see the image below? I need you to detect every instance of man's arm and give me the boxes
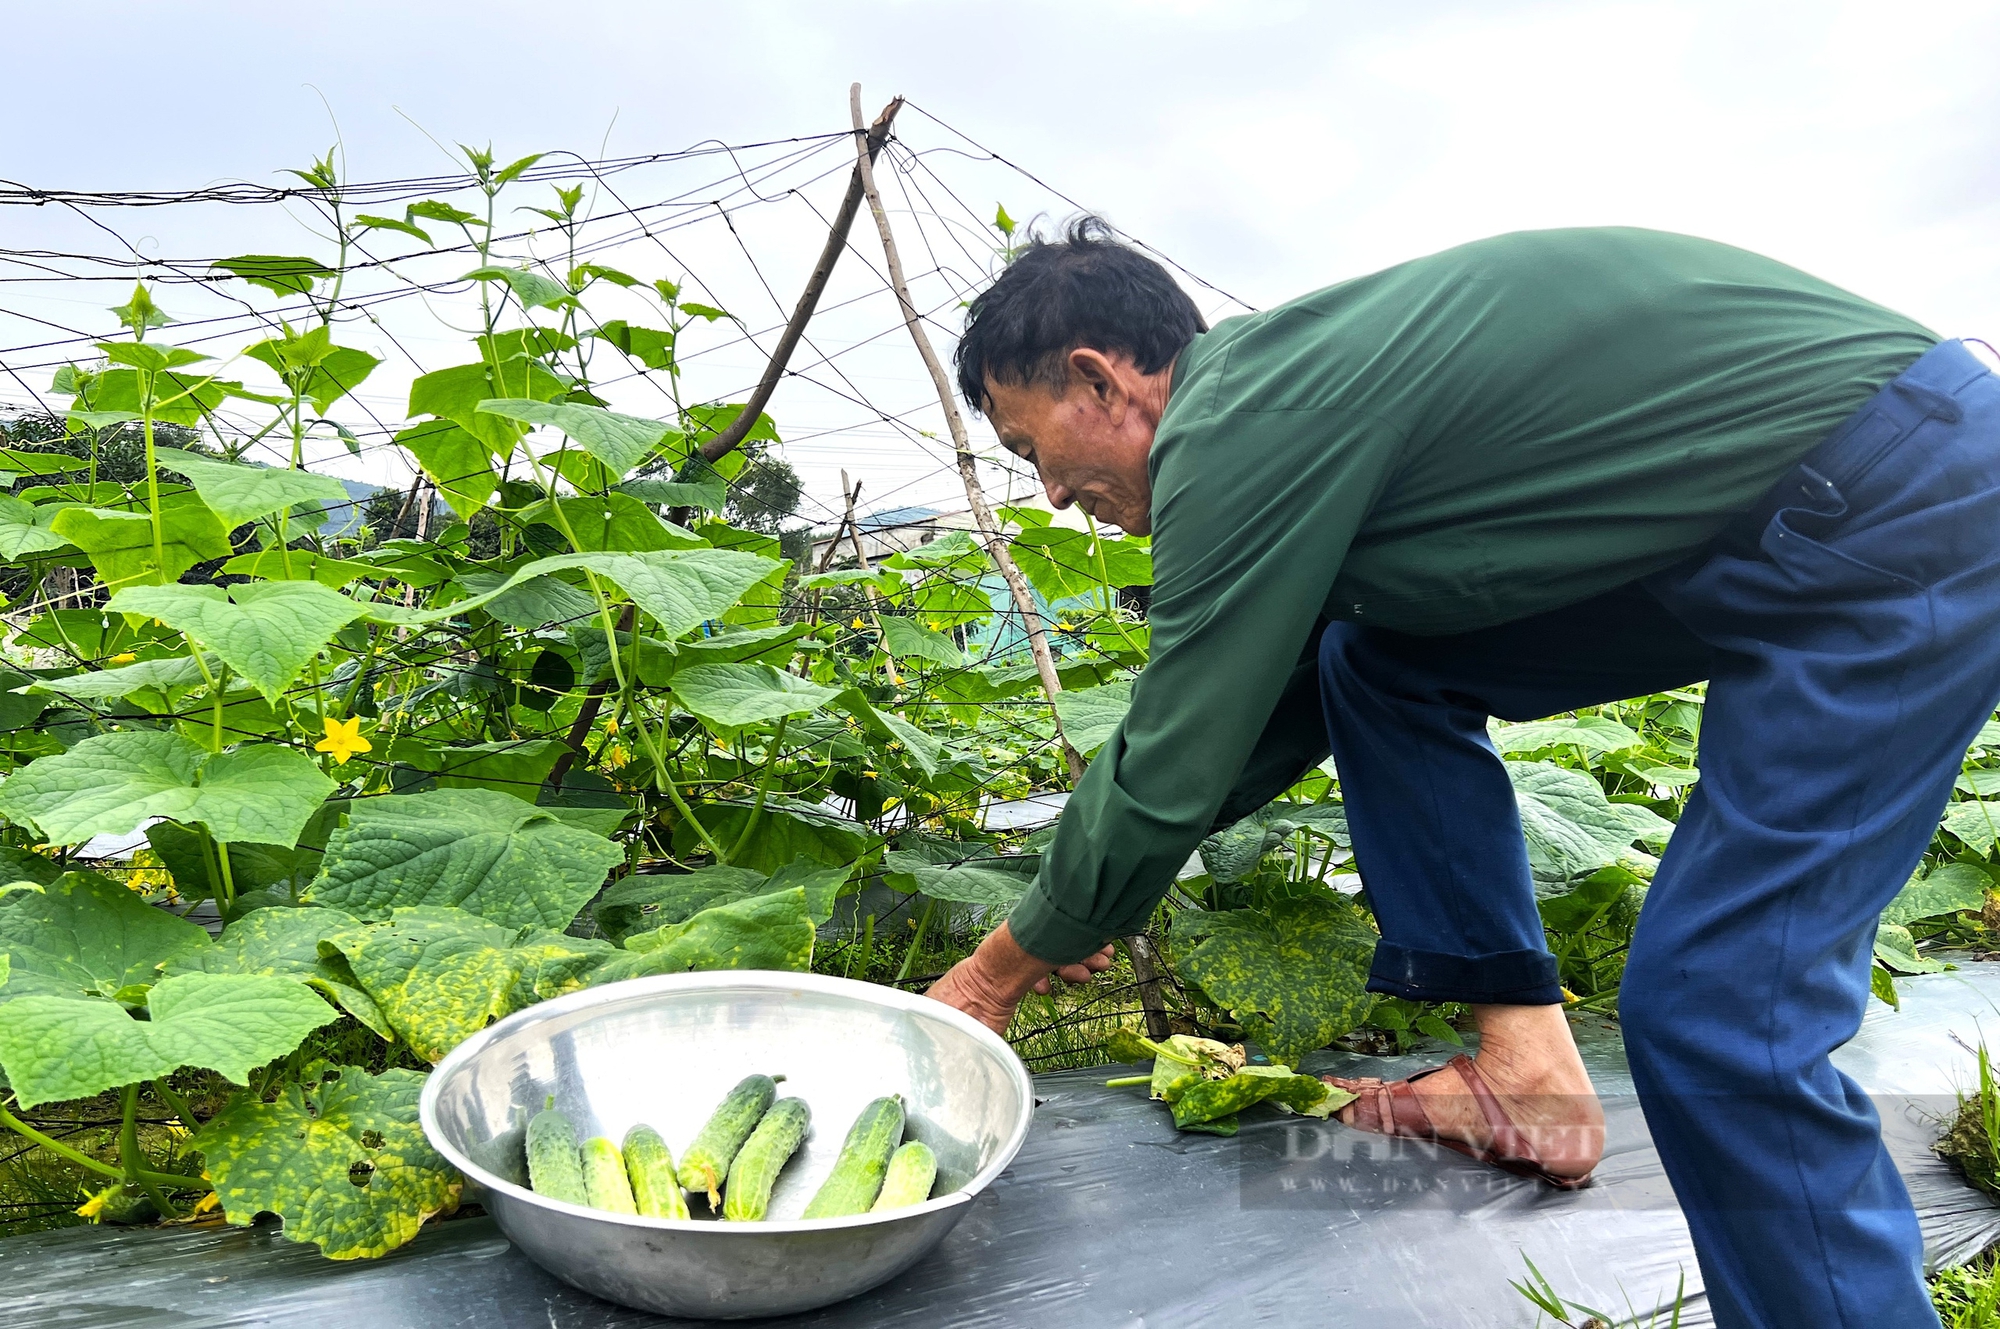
[929,404,1404,1025]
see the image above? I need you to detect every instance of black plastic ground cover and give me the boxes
[5,966,1999,1329]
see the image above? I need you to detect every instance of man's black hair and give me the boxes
[953,215,1205,415]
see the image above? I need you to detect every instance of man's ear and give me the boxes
[1067,347,1124,409]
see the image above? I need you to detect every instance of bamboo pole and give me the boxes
[851,84,1164,1030]
[846,84,1084,785]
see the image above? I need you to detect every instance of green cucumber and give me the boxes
[580,1136,638,1214]
[525,1106,587,1205]
[681,1073,783,1204]
[803,1095,905,1218]
[721,1097,811,1221]
[623,1124,690,1220]
[870,1140,938,1211]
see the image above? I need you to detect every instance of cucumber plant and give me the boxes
[1,142,1996,1261]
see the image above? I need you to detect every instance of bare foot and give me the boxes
[1330,1004,1604,1180]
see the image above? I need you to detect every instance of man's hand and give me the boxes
[925,922,1117,1036]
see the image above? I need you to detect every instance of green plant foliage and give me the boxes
[614,886,815,975]
[320,906,612,1062]
[152,448,352,525]
[0,870,210,1001]
[1052,680,1131,757]
[1175,892,1378,1066]
[306,788,623,930]
[594,858,846,942]
[0,731,335,846]
[670,663,844,729]
[0,972,337,1107]
[106,582,368,703]
[879,616,965,666]
[164,906,392,1039]
[1508,760,1672,889]
[197,1064,460,1260]
[475,399,678,478]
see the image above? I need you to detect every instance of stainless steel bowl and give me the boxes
[419,970,1033,1320]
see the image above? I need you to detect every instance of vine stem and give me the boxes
[727,715,789,861]
[0,1101,123,1181]
[847,83,1085,785]
[120,1085,181,1219]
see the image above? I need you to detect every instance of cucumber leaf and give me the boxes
[1882,862,1990,927]
[608,886,814,978]
[0,870,210,1001]
[151,448,351,526]
[320,907,611,1062]
[164,906,391,1040]
[878,616,964,667]
[0,731,335,847]
[197,1063,460,1260]
[475,399,678,479]
[0,972,337,1107]
[670,663,843,729]
[1175,892,1378,1067]
[306,788,622,931]
[1490,714,1642,756]
[106,581,368,703]
[1052,681,1131,758]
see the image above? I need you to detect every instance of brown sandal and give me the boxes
[1322,1053,1594,1191]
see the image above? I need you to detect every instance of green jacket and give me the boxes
[1009,227,1936,963]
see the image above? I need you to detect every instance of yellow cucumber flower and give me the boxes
[108,652,137,665]
[314,715,372,765]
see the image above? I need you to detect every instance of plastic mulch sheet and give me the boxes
[6,965,2000,1328]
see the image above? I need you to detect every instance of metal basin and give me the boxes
[419,970,1033,1320]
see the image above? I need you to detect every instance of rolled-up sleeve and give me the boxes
[1007,402,1405,963]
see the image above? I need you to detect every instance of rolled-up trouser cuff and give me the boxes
[1366,941,1563,1005]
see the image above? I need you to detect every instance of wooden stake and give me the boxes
[692,97,904,468]
[846,83,1085,785]
[851,84,1162,1032]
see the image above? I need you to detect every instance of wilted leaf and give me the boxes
[1175,892,1377,1065]
[307,788,622,931]
[197,1064,460,1259]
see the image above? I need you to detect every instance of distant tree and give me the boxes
[0,408,201,488]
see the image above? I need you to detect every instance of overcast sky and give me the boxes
[3,0,1996,526]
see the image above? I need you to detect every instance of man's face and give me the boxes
[981,350,1163,536]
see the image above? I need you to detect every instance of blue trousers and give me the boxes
[1319,340,2000,1329]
